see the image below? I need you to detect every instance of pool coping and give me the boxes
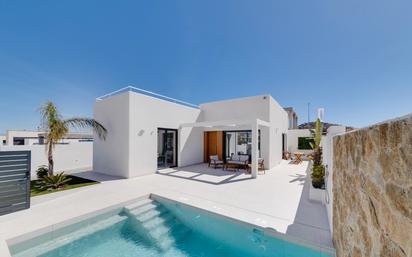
[151,193,336,256]
[0,238,11,257]
[3,193,335,257]
[1,194,150,257]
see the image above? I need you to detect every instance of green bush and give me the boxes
[298,137,315,150]
[36,165,49,179]
[37,172,72,190]
[311,165,325,188]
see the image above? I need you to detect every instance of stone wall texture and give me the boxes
[333,115,412,257]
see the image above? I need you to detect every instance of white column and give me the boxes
[251,120,258,178]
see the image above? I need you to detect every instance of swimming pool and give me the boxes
[9,196,334,257]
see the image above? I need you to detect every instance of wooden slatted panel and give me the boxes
[204,131,224,162]
[0,151,30,216]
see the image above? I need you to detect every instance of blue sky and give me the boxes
[0,0,411,134]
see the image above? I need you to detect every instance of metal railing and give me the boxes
[96,86,199,109]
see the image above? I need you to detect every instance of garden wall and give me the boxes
[0,143,92,179]
[333,114,412,257]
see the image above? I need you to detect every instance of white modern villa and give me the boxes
[0,86,410,257]
[93,87,289,179]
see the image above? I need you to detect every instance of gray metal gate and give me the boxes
[0,151,31,215]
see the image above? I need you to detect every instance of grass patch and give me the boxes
[31,175,99,197]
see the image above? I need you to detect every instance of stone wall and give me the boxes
[333,115,412,257]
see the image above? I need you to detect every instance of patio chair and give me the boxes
[246,158,265,174]
[258,158,265,174]
[209,155,223,169]
[283,151,291,160]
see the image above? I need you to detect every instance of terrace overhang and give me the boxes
[179,119,270,179]
[179,119,270,129]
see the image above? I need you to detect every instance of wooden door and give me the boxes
[204,131,223,162]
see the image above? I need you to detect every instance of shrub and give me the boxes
[298,137,315,150]
[311,165,325,188]
[36,165,49,179]
[312,146,323,167]
[310,118,325,189]
[38,172,72,190]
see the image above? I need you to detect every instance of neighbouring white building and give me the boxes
[93,87,289,179]
[286,129,314,155]
[0,135,5,145]
[1,130,93,146]
[284,107,298,129]
[0,130,94,179]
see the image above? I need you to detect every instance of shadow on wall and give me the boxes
[285,163,333,249]
[179,127,203,167]
[179,114,204,167]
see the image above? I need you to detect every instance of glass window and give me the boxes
[225,130,260,160]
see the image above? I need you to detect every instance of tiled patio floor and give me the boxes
[0,161,333,256]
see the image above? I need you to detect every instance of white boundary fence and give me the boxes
[0,143,92,180]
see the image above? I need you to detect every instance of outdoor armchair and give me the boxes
[209,155,223,169]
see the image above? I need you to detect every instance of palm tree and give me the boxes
[39,101,107,176]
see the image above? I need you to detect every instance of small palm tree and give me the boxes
[39,101,107,176]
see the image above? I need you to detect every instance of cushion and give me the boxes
[210,155,219,161]
[239,155,249,162]
[231,155,239,161]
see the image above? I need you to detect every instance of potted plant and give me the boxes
[309,118,326,203]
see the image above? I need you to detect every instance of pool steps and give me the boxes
[13,214,127,257]
[124,198,191,251]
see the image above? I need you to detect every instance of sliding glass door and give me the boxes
[224,130,260,160]
[157,128,177,169]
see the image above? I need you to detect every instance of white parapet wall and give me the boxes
[0,143,93,180]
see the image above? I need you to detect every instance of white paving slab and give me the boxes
[0,160,333,256]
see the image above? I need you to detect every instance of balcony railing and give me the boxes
[96,86,199,109]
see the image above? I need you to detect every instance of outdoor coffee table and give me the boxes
[293,152,303,164]
[223,162,239,171]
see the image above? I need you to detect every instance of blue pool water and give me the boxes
[10,197,334,257]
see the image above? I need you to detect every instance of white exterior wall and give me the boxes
[3,131,89,145]
[200,95,288,170]
[199,95,270,122]
[287,129,313,155]
[24,138,40,145]
[268,97,289,168]
[0,143,93,179]
[94,92,288,178]
[5,131,41,145]
[59,138,91,144]
[128,92,201,177]
[322,125,346,234]
[94,92,202,178]
[0,136,6,145]
[93,93,131,178]
[200,95,270,168]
